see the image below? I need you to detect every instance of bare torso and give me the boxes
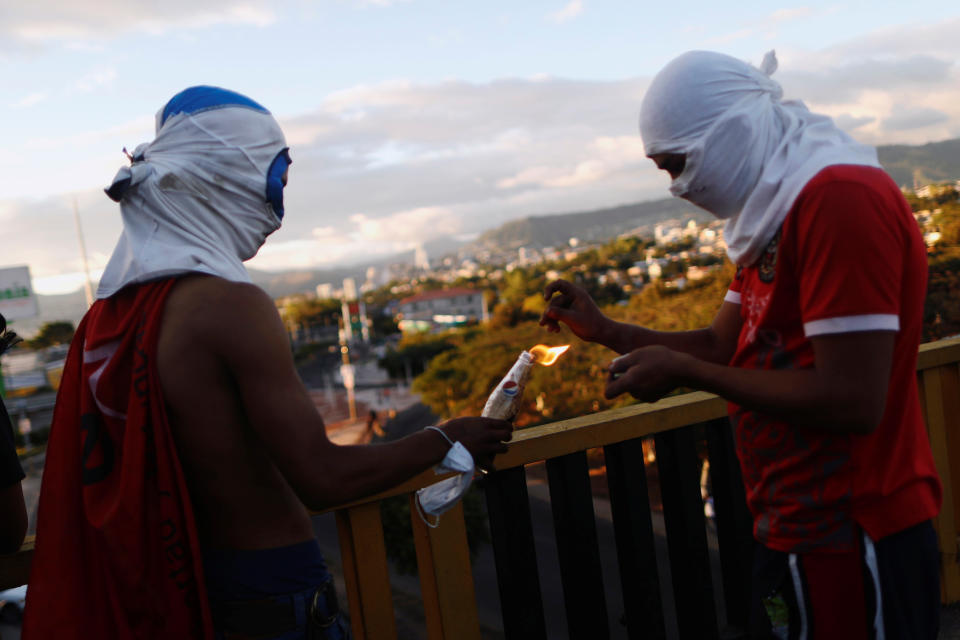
[156,275,314,550]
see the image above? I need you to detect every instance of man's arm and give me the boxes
[203,283,511,512]
[541,279,741,364]
[606,331,895,434]
[0,481,27,554]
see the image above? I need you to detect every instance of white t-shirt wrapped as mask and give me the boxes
[639,51,879,266]
[98,86,291,298]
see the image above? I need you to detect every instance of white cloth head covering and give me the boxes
[97,86,290,298]
[639,51,880,265]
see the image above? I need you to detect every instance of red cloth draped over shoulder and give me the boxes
[23,279,213,639]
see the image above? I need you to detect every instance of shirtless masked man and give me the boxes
[24,86,510,640]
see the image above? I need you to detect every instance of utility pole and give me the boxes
[73,197,94,308]
[339,320,357,422]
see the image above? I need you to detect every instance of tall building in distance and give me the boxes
[316,283,334,300]
[342,277,358,302]
[414,244,430,271]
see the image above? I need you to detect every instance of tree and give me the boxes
[411,261,737,426]
[26,321,75,350]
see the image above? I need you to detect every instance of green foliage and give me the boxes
[403,183,960,428]
[413,263,735,426]
[932,200,960,247]
[282,296,342,328]
[903,193,960,340]
[368,309,400,338]
[25,321,75,350]
[379,331,460,379]
[626,262,735,332]
[652,236,696,257]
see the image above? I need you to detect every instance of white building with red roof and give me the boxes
[395,287,488,333]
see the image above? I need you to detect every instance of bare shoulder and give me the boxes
[165,275,275,319]
[160,275,285,358]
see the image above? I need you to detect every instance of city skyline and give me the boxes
[1,1,958,295]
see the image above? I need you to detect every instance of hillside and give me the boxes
[20,136,960,334]
[472,198,712,250]
[878,137,960,188]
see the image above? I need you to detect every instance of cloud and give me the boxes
[833,114,876,132]
[0,190,121,296]
[11,92,47,108]
[0,1,277,50]
[768,7,813,23]
[72,68,117,93]
[33,269,105,296]
[497,160,608,189]
[772,19,960,143]
[11,16,960,287]
[548,0,583,23]
[352,207,459,244]
[882,105,950,132]
[250,206,460,272]
[354,0,411,6]
[779,55,954,104]
[24,115,154,151]
[705,6,816,45]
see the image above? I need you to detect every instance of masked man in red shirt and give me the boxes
[543,51,941,639]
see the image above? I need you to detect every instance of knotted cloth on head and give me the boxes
[639,51,879,265]
[98,86,291,298]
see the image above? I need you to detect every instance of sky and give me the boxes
[1,0,959,295]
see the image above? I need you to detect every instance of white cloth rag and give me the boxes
[98,95,287,298]
[639,50,880,265]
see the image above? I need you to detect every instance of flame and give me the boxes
[529,344,570,366]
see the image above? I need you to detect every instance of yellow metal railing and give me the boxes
[2,336,959,639]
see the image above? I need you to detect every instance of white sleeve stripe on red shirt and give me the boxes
[804,314,900,337]
[724,290,742,304]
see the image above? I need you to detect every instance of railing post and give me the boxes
[919,362,960,603]
[546,450,609,639]
[482,466,548,640]
[409,497,481,640]
[704,417,754,633]
[604,437,666,639]
[655,425,719,640]
[335,503,398,640]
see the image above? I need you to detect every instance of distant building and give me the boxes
[648,262,663,281]
[915,182,958,199]
[414,244,430,270]
[316,283,334,299]
[654,223,682,245]
[396,288,487,333]
[342,277,358,301]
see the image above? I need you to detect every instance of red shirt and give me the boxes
[727,165,941,552]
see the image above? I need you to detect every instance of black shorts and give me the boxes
[749,521,940,639]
